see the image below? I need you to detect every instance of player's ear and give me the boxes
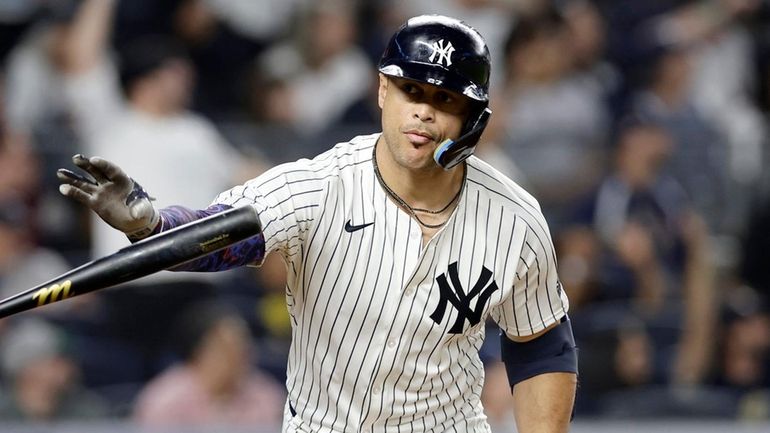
[377,73,389,109]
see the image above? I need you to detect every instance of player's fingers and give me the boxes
[57,168,97,185]
[57,169,99,193]
[59,183,94,206]
[72,154,110,184]
[90,156,131,187]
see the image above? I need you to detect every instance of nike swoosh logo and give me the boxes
[345,220,374,233]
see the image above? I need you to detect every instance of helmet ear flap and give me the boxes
[463,101,491,137]
[434,106,492,170]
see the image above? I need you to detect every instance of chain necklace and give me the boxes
[372,148,465,229]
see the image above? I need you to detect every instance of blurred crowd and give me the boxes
[0,0,768,426]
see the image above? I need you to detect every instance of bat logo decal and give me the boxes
[32,280,73,306]
[200,234,231,252]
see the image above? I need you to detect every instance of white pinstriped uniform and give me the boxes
[213,133,569,433]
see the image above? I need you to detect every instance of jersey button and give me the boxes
[404,288,414,296]
[372,386,381,395]
[387,339,397,348]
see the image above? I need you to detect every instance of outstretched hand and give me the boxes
[57,154,159,238]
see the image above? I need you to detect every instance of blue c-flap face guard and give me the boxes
[433,107,491,169]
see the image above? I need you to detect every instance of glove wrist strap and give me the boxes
[126,210,160,241]
[125,179,159,240]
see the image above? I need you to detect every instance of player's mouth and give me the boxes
[403,129,435,146]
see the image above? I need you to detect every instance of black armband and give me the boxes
[500,316,578,388]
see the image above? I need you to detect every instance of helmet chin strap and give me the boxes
[433,107,492,170]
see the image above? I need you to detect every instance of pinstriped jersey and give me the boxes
[213,133,569,433]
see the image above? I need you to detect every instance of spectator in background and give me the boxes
[0,318,108,420]
[630,40,729,232]
[600,0,760,234]
[742,188,770,304]
[3,0,81,136]
[0,193,71,302]
[722,184,770,418]
[251,0,371,135]
[199,0,304,43]
[0,133,40,203]
[0,127,74,310]
[133,301,285,425]
[211,251,292,384]
[714,289,770,419]
[482,6,611,227]
[562,0,620,99]
[392,0,530,88]
[49,0,268,390]
[652,0,765,211]
[0,2,90,256]
[57,0,264,259]
[558,120,717,411]
[171,0,304,118]
[696,5,766,193]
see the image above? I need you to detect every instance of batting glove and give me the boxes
[57,154,160,239]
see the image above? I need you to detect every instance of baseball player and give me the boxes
[58,15,578,433]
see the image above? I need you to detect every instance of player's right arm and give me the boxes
[57,154,267,271]
[58,154,325,271]
[209,156,327,269]
[56,153,254,266]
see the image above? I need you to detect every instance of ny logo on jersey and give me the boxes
[428,39,455,66]
[430,262,499,334]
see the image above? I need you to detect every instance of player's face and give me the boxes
[378,74,469,171]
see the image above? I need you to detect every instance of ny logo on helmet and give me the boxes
[428,39,455,66]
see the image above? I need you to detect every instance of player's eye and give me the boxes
[402,83,420,94]
[435,92,454,104]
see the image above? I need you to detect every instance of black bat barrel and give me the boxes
[0,205,262,318]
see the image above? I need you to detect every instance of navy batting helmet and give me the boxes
[379,15,492,169]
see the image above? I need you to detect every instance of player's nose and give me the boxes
[411,101,435,123]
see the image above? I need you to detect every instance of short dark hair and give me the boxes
[117,35,189,94]
[503,7,566,57]
[169,300,241,362]
[611,113,665,147]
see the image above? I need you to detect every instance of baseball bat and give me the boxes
[0,205,262,319]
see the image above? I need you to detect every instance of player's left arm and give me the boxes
[503,323,578,433]
[490,221,578,433]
